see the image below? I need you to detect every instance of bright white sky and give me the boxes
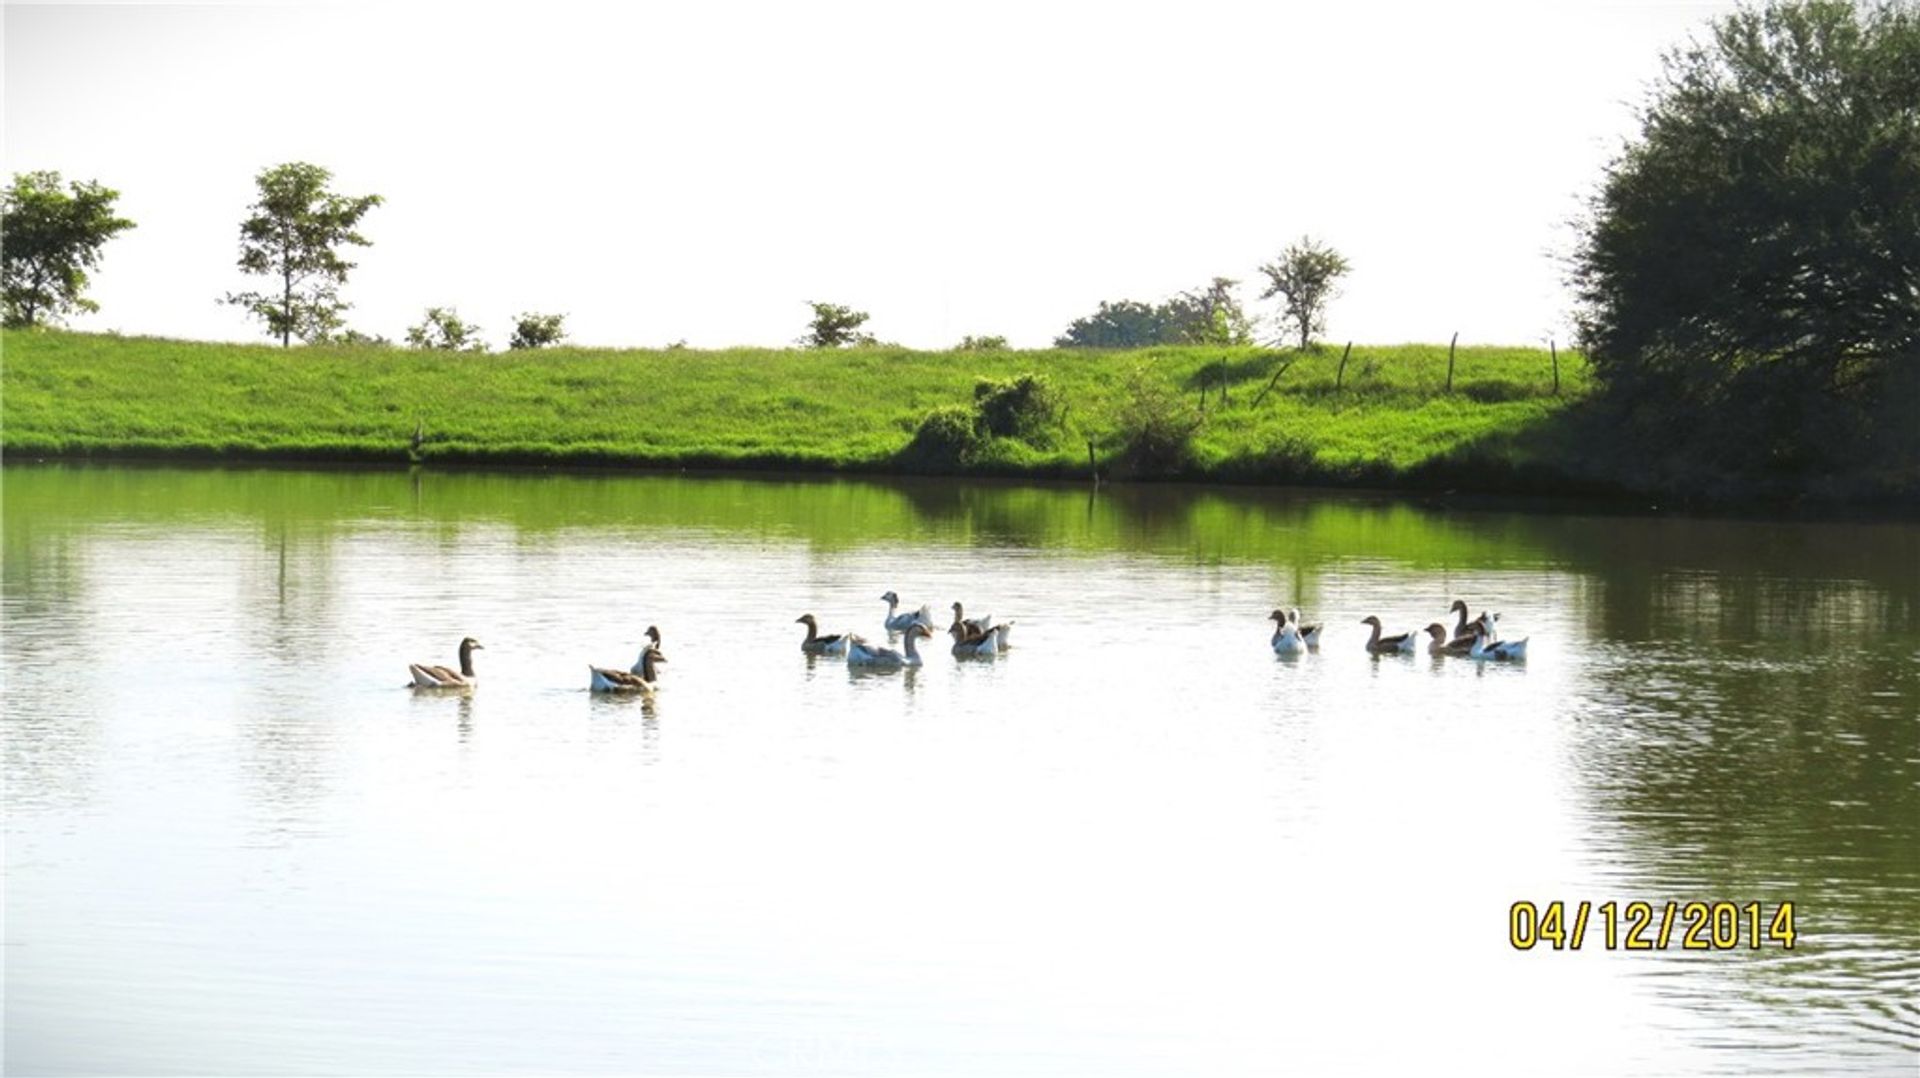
[5,1,1735,350]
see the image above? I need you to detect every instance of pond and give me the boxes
[4,463,1916,1075]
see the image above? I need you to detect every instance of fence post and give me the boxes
[1335,341,1353,391]
[1550,338,1561,395]
[1446,332,1458,393]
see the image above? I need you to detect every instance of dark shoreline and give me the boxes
[11,449,1918,524]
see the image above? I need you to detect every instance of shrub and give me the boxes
[973,372,1061,446]
[1112,370,1200,476]
[898,405,982,469]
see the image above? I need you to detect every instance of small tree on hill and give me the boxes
[2,171,137,328]
[801,301,875,347]
[1166,277,1255,346]
[406,307,487,352]
[1258,237,1350,350]
[509,311,567,350]
[224,162,382,347]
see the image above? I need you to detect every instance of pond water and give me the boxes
[4,464,1916,1075]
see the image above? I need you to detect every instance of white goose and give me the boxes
[949,621,1011,658]
[1286,607,1324,648]
[880,591,936,633]
[1468,624,1529,662]
[795,614,858,656]
[590,645,667,693]
[1269,609,1307,655]
[1359,616,1418,655]
[848,623,932,667]
[409,637,482,688]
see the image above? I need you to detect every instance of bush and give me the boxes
[1112,371,1200,476]
[973,373,1061,446]
[898,405,982,469]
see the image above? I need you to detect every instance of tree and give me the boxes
[1165,277,1255,346]
[955,334,1009,351]
[509,311,567,350]
[1258,238,1349,350]
[2,171,136,328]
[1571,0,1920,472]
[224,162,382,347]
[801,301,875,347]
[1055,282,1255,349]
[1054,299,1180,348]
[406,307,487,352]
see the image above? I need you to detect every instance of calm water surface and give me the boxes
[4,465,1917,1075]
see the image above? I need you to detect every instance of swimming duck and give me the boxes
[409,637,482,688]
[1468,625,1529,662]
[849,623,932,667]
[881,591,936,633]
[590,645,667,693]
[1423,623,1476,656]
[950,601,1011,650]
[949,621,1011,658]
[1286,607,1324,648]
[796,614,857,657]
[1447,600,1500,646]
[1360,616,1417,655]
[1269,610,1307,655]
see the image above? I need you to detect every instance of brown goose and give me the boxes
[1447,600,1500,646]
[950,601,1012,650]
[1360,616,1417,655]
[796,614,856,656]
[949,621,1011,657]
[1424,623,1475,656]
[590,645,667,693]
[409,637,482,688]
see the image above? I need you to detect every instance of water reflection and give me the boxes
[5,462,1918,1073]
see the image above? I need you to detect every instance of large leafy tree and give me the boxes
[2,171,136,328]
[1572,0,1920,470]
[1054,299,1177,349]
[224,162,382,346]
[1257,238,1349,351]
[1056,280,1255,349]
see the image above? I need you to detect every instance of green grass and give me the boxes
[1,329,1599,491]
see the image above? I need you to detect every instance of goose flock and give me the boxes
[407,594,1528,693]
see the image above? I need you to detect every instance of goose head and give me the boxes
[881,590,900,605]
[1288,607,1304,624]
[644,625,662,646]
[795,614,818,627]
[1268,609,1289,624]
[459,637,484,653]
[1424,623,1448,642]
[1359,616,1383,629]
[1449,599,1468,616]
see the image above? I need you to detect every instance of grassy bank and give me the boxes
[2,329,1598,492]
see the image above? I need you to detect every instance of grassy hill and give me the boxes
[2,329,1595,491]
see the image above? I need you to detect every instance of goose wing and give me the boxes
[410,663,466,687]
